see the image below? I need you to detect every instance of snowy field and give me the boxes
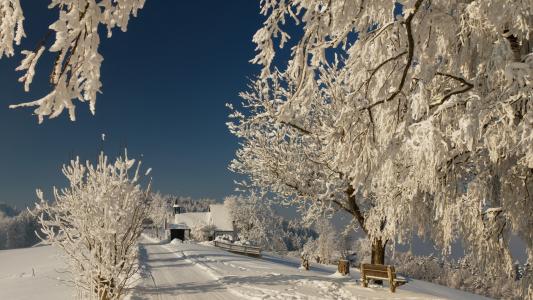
[0,244,74,300]
[0,236,492,300]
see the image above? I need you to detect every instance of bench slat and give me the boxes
[361,263,388,271]
[362,270,389,279]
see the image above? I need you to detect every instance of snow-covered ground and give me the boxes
[133,235,492,300]
[0,237,492,299]
[0,244,73,300]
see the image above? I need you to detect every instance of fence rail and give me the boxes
[213,241,261,256]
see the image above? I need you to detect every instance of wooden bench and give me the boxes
[360,263,407,292]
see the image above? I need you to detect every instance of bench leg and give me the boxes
[390,280,396,293]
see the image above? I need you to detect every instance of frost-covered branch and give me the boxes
[0,0,24,58]
[1,0,145,123]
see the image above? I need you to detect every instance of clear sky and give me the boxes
[0,1,264,208]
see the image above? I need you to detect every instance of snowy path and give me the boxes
[130,237,241,300]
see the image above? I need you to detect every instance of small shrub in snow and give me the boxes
[191,222,216,242]
[147,192,170,239]
[301,220,339,265]
[393,252,531,300]
[224,193,287,252]
[34,152,151,300]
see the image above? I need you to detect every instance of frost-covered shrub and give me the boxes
[314,220,339,264]
[301,238,318,261]
[191,222,216,242]
[352,238,371,266]
[34,152,151,300]
[393,252,531,300]
[224,193,287,252]
[300,220,339,265]
[215,234,234,243]
[147,192,170,239]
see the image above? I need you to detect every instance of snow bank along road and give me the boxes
[132,235,491,300]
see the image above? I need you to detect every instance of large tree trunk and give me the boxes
[370,238,386,265]
[370,238,386,285]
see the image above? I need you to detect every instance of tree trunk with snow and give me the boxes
[371,238,386,265]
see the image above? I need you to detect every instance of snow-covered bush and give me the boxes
[301,238,317,262]
[34,151,151,300]
[300,220,339,265]
[393,252,531,300]
[147,192,170,239]
[191,222,216,242]
[314,220,339,264]
[224,193,287,252]
[214,234,234,243]
[352,238,371,267]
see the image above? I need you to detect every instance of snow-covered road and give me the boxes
[130,238,240,300]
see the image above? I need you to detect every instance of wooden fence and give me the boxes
[213,241,261,257]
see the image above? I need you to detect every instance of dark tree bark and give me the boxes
[371,238,386,265]
[370,238,387,285]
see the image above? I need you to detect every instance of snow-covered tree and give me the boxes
[228,74,400,265]
[148,192,170,239]
[191,222,216,242]
[0,0,144,122]
[224,193,287,251]
[300,220,338,265]
[243,2,532,294]
[34,151,151,300]
[313,219,339,264]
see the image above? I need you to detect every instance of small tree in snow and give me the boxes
[34,151,151,300]
[312,219,339,264]
[300,220,339,265]
[191,222,216,242]
[148,192,169,239]
[224,193,287,251]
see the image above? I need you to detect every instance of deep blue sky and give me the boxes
[0,1,264,208]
